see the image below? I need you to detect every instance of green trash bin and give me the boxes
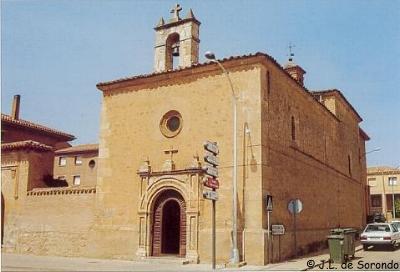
[328,228,357,262]
[327,234,345,263]
[342,228,357,259]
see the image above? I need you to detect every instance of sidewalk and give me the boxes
[2,247,354,272]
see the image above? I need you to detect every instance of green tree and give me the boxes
[395,199,400,217]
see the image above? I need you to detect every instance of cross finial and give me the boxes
[288,42,296,61]
[170,3,182,21]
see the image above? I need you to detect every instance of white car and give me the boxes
[360,223,400,250]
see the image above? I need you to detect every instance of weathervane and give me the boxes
[288,42,295,61]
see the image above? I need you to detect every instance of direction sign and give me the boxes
[204,177,220,189]
[288,199,303,214]
[204,151,219,166]
[203,190,218,201]
[271,224,285,235]
[204,141,219,155]
[203,165,218,178]
[265,195,273,212]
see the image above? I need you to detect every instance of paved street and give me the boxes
[2,245,399,271]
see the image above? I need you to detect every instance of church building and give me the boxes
[1,5,369,266]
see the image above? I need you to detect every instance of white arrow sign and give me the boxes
[203,190,218,201]
[204,141,219,155]
[203,165,218,178]
[204,151,219,166]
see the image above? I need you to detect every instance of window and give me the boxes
[388,176,397,186]
[264,70,270,100]
[368,178,377,187]
[348,155,352,177]
[58,157,66,166]
[371,195,381,207]
[291,116,296,141]
[73,175,81,186]
[88,159,96,169]
[160,110,183,138]
[75,156,82,165]
[57,176,66,180]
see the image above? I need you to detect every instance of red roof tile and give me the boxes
[55,144,99,155]
[1,114,75,141]
[1,140,53,152]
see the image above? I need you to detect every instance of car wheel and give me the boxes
[363,244,369,251]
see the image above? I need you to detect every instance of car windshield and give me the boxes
[365,224,391,232]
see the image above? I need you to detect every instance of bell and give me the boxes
[171,42,180,57]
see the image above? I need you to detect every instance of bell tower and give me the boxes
[154,4,201,72]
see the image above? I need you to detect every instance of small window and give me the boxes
[75,156,82,165]
[57,176,66,180]
[368,178,377,187]
[371,196,381,207]
[371,195,381,207]
[388,177,397,186]
[88,160,96,168]
[291,116,296,141]
[348,155,352,177]
[73,175,81,186]
[58,157,67,166]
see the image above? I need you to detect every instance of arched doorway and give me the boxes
[151,189,186,257]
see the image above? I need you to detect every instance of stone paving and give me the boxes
[2,245,400,271]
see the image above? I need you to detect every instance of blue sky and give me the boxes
[2,0,399,167]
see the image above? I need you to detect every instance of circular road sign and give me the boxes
[288,199,303,214]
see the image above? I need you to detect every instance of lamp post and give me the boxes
[389,166,400,220]
[205,51,240,264]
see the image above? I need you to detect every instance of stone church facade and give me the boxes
[1,5,369,266]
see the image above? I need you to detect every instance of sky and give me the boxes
[2,0,399,167]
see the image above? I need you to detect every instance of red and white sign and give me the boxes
[204,177,220,189]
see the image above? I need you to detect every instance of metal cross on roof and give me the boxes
[170,3,182,20]
[288,42,296,60]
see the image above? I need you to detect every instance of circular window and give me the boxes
[88,160,96,168]
[160,110,183,138]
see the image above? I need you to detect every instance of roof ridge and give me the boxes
[1,140,53,152]
[1,113,75,141]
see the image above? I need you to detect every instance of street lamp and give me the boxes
[389,166,400,220]
[205,51,240,264]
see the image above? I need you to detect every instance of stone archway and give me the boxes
[151,189,186,257]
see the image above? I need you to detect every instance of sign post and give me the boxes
[265,194,273,263]
[203,141,219,270]
[288,199,303,257]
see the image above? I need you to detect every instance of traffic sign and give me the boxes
[265,195,273,211]
[203,165,218,178]
[204,141,219,155]
[271,224,285,235]
[288,199,303,214]
[203,190,218,201]
[204,177,219,189]
[204,151,219,166]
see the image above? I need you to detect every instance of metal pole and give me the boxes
[212,190,216,270]
[294,201,297,257]
[392,182,396,219]
[214,60,239,264]
[267,211,271,263]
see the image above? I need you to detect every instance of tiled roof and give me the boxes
[55,143,99,155]
[1,114,75,141]
[311,89,363,122]
[1,140,53,152]
[368,166,400,174]
[97,52,278,87]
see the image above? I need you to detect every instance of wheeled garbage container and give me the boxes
[328,228,357,263]
[327,234,345,263]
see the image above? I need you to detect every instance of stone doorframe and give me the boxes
[136,167,203,263]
